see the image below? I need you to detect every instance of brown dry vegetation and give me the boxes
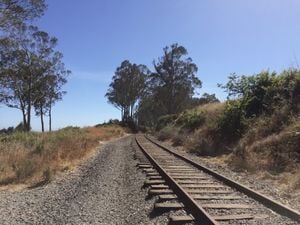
[0,124,127,188]
[156,101,300,193]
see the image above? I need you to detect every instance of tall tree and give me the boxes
[137,43,202,127]
[151,43,201,115]
[0,25,69,131]
[46,60,69,132]
[105,60,149,122]
[32,37,69,132]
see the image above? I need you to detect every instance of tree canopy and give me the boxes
[105,60,149,122]
[0,0,46,29]
[151,43,201,114]
[136,43,202,126]
[0,25,69,131]
[0,0,69,132]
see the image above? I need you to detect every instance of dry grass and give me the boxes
[232,116,300,173]
[83,124,127,141]
[155,102,227,154]
[157,126,174,141]
[195,102,225,117]
[0,124,127,187]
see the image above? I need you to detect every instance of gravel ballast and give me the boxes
[0,135,169,225]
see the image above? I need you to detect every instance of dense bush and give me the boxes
[220,69,300,117]
[156,114,178,131]
[216,100,246,142]
[217,69,300,142]
[175,111,206,131]
[155,68,300,174]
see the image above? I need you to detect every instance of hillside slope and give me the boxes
[155,101,300,190]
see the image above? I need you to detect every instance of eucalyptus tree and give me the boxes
[0,0,46,30]
[0,25,69,131]
[137,44,202,126]
[106,60,149,122]
[150,43,201,115]
[33,58,69,132]
[45,56,69,132]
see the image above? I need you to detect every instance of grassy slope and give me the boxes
[0,124,127,187]
[156,102,300,192]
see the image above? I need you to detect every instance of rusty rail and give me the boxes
[136,136,219,225]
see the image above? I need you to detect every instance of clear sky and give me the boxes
[1,0,300,130]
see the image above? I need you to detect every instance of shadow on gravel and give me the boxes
[149,207,166,218]
[145,193,155,201]
[28,179,49,189]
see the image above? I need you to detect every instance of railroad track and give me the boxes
[134,134,300,225]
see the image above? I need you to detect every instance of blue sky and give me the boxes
[1,0,300,130]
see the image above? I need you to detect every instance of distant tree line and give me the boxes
[0,0,70,132]
[106,43,218,128]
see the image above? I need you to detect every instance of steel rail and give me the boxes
[135,136,219,225]
[145,135,300,222]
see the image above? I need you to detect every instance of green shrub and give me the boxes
[220,69,300,117]
[156,114,177,131]
[217,100,246,142]
[175,111,205,131]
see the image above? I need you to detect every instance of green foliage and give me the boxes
[105,60,149,123]
[0,0,46,29]
[0,5,69,132]
[150,43,201,115]
[220,69,300,118]
[59,126,80,131]
[175,111,206,131]
[156,114,177,130]
[217,69,300,142]
[217,100,246,142]
[137,43,202,128]
[95,119,120,127]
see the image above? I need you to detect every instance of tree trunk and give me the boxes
[49,102,52,132]
[124,107,128,122]
[21,106,27,131]
[121,107,124,122]
[130,104,134,119]
[26,103,31,131]
[40,105,44,132]
[18,97,27,131]
[26,72,32,132]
